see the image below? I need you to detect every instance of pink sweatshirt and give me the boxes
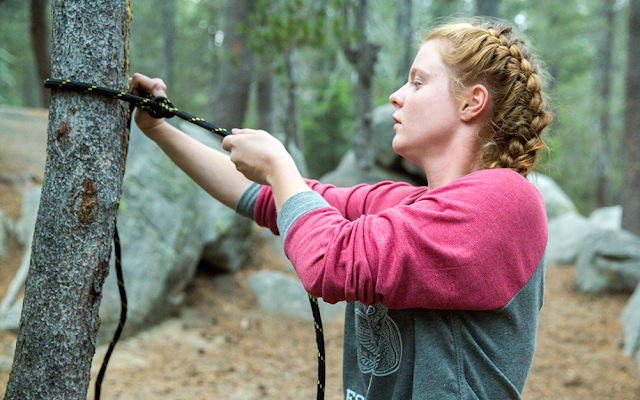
[253,168,547,311]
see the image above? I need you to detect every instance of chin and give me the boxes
[391,135,404,157]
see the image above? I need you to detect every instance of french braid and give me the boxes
[427,21,553,177]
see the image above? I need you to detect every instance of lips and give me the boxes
[392,114,401,131]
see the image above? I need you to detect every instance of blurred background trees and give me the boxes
[0,0,639,219]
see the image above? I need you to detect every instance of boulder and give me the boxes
[14,185,41,245]
[0,124,253,344]
[320,150,423,187]
[0,355,12,373]
[575,229,640,293]
[97,123,252,344]
[371,103,398,169]
[0,209,6,258]
[179,122,254,273]
[268,130,309,178]
[527,172,577,221]
[247,270,345,323]
[621,283,640,358]
[588,205,622,230]
[546,212,591,266]
[0,186,41,331]
[546,206,622,267]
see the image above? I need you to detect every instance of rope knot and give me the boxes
[140,96,177,119]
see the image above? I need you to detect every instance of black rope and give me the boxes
[44,79,325,400]
[44,79,230,138]
[94,227,127,400]
[309,294,326,400]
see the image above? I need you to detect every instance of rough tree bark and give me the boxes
[4,0,131,398]
[594,0,616,207]
[30,0,51,107]
[341,0,380,183]
[621,0,640,235]
[475,0,500,19]
[210,0,255,129]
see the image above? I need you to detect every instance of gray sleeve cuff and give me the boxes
[235,182,263,220]
[277,191,330,239]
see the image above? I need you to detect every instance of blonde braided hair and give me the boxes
[426,21,553,177]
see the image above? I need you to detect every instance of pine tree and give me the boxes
[4,0,131,398]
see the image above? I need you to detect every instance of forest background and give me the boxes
[0,0,636,218]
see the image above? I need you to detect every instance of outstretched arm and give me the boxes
[131,73,252,210]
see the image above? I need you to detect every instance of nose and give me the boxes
[389,84,405,109]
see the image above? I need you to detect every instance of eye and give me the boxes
[410,80,423,88]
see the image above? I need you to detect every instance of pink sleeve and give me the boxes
[254,179,425,234]
[282,169,548,310]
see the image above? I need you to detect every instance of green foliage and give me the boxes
[0,48,16,103]
[502,0,627,214]
[0,0,632,215]
[130,0,224,119]
[0,1,40,106]
[246,0,327,57]
[302,76,354,178]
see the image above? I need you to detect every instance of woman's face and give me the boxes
[389,40,463,165]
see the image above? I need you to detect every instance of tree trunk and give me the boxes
[4,1,131,398]
[621,0,640,235]
[395,0,413,84]
[210,0,255,130]
[432,0,459,20]
[257,72,274,134]
[161,0,176,89]
[342,0,380,183]
[30,0,51,107]
[594,0,616,207]
[284,47,299,149]
[475,0,500,18]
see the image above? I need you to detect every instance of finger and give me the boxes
[221,135,233,152]
[231,128,256,135]
[131,73,155,96]
[151,82,166,97]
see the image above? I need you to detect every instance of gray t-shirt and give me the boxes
[236,181,546,399]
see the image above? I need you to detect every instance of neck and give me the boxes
[417,133,482,190]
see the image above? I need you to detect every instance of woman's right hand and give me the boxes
[130,73,168,134]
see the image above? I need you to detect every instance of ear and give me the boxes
[460,84,490,123]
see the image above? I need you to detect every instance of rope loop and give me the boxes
[139,96,177,119]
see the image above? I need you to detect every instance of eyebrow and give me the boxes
[409,68,429,80]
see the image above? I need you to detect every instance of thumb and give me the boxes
[152,83,166,97]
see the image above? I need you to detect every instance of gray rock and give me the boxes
[267,130,309,178]
[588,206,622,231]
[247,270,345,323]
[14,186,41,245]
[0,355,12,373]
[96,123,253,344]
[371,103,398,169]
[0,189,40,331]
[546,212,591,266]
[0,209,6,258]
[527,172,577,221]
[621,283,640,358]
[575,229,640,293]
[0,123,253,343]
[320,150,423,187]
[179,122,254,273]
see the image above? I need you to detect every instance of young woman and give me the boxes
[132,20,552,400]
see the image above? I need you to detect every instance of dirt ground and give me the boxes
[1,106,640,399]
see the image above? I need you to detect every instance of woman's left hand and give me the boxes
[221,128,297,186]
